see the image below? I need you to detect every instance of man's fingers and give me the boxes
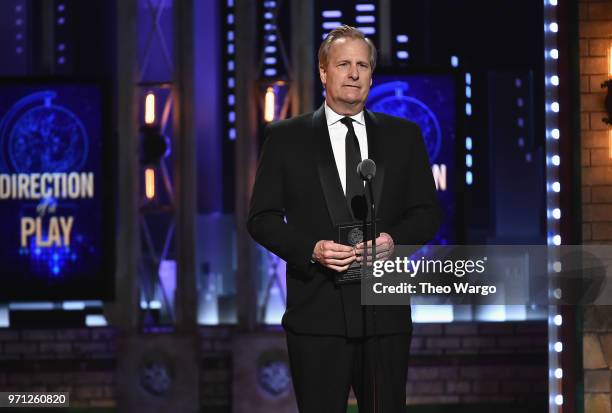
[356,245,390,255]
[328,264,350,272]
[322,249,355,260]
[327,241,354,252]
[355,240,373,249]
[324,256,355,266]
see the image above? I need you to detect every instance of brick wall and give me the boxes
[0,328,116,408]
[405,322,547,406]
[0,326,235,410]
[0,322,545,411]
[580,1,612,412]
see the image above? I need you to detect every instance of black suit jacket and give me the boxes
[247,105,441,337]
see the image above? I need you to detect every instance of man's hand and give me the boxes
[355,232,394,263]
[312,240,356,272]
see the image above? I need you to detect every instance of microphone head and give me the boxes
[357,159,376,181]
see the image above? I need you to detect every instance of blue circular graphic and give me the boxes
[369,81,442,162]
[9,105,88,172]
[0,91,89,173]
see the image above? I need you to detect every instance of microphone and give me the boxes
[357,159,376,181]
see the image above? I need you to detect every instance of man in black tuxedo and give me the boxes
[248,25,440,413]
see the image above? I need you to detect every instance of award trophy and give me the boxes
[335,221,378,284]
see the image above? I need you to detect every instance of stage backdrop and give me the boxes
[367,72,458,244]
[0,80,113,300]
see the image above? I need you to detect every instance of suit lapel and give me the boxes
[313,105,353,226]
[365,109,385,211]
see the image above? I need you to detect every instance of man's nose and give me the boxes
[348,64,359,79]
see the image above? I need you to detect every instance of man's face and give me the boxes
[319,37,373,115]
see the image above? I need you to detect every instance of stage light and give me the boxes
[451,56,459,67]
[356,27,376,35]
[264,86,275,122]
[554,341,563,352]
[552,208,561,219]
[465,137,472,150]
[551,128,560,139]
[551,155,560,166]
[356,15,375,23]
[551,102,560,112]
[145,168,155,200]
[396,35,409,43]
[549,22,558,33]
[553,235,561,245]
[550,48,559,59]
[145,92,155,125]
[466,154,473,167]
[553,261,562,272]
[85,314,108,327]
[465,171,473,185]
[550,75,559,86]
[356,4,375,12]
[555,395,563,405]
[554,368,563,379]
[465,103,472,116]
[62,301,85,310]
[549,0,558,5]
[609,45,612,77]
[322,10,342,18]
[140,92,170,164]
[553,314,562,325]
[323,21,341,30]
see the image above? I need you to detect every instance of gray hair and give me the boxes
[318,25,377,72]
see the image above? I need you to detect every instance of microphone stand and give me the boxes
[366,178,376,265]
[365,177,381,412]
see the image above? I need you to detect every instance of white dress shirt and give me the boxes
[325,102,369,195]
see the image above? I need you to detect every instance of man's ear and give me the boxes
[319,65,327,86]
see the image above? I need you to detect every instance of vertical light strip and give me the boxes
[465,70,473,186]
[544,0,562,412]
[56,3,66,65]
[262,0,279,78]
[395,34,409,61]
[14,2,25,58]
[355,4,376,39]
[320,8,344,96]
[226,0,236,140]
